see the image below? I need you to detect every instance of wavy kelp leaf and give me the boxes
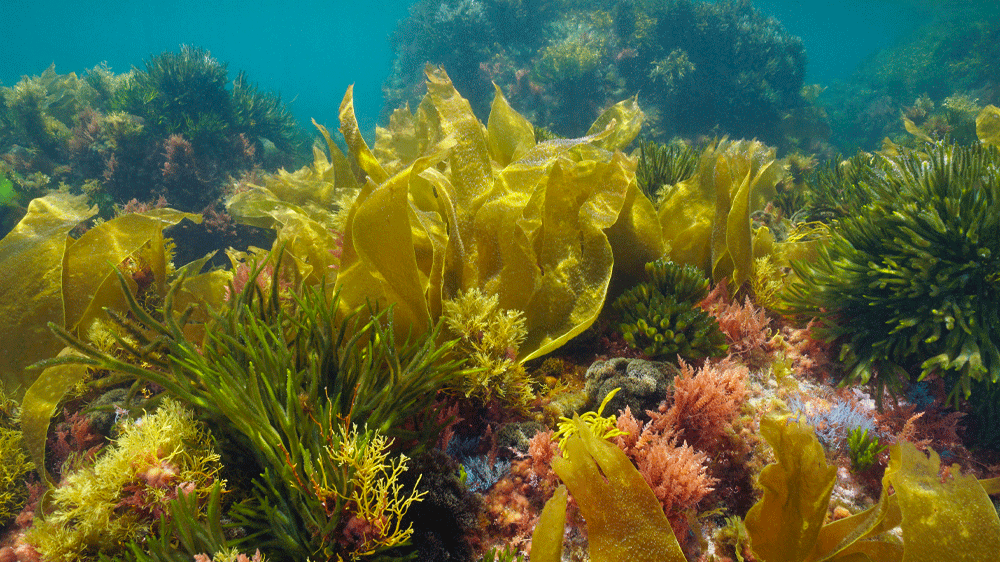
[375,104,426,176]
[886,442,1000,561]
[423,65,493,215]
[718,161,777,288]
[549,416,686,562]
[745,415,839,562]
[337,67,645,361]
[0,193,95,399]
[21,349,91,484]
[315,119,361,192]
[63,208,200,336]
[341,173,434,335]
[981,476,1000,495]
[604,179,666,299]
[486,83,535,167]
[586,95,644,152]
[660,140,780,287]
[530,484,568,562]
[745,413,1000,562]
[976,105,1000,147]
[903,116,933,143]
[170,254,230,344]
[339,84,388,185]
[226,187,341,286]
[517,154,629,359]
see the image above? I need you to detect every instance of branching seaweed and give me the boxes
[41,254,467,560]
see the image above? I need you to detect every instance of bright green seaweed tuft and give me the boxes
[782,142,1000,407]
[613,259,728,360]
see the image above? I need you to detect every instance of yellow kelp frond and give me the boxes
[744,414,840,562]
[585,95,644,152]
[336,66,660,361]
[745,414,1000,562]
[542,415,686,562]
[339,84,388,185]
[0,192,95,399]
[245,119,359,223]
[0,195,196,399]
[976,104,1000,147]
[658,138,784,290]
[226,121,357,286]
[63,208,199,337]
[886,439,1000,560]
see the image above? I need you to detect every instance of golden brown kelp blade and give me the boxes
[0,193,95,399]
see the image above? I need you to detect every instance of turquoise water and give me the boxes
[2,0,414,134]
[0,0,941,133]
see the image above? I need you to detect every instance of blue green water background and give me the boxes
[0,0,942,134]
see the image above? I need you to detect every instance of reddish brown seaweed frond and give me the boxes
[657,358,749,452]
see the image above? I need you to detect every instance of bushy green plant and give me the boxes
[0,425,33,528]
[613,259,728,361]
[26,398,222,562]
[104,46,304,207]
[783,142,1000,407]
[845,427,887,473]
[113,46,233,153]
[0,64,103,157]
[635,139,698,201]
[785,151,880,222]
[45,255,466,561]
[442,288,535,410]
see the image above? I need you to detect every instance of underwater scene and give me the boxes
[2,0,1000,560]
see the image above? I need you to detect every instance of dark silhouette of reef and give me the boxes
[386,0,814,147]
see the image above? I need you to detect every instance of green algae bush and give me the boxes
[613,259,728,361]
[26,398,222,561]
[43,255,467,560]
[783,142,1000,409]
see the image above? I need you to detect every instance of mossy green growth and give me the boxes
[782,142,1000,406]
[0,426,33,528]
[613,259,727,360]
[845,427,887,473]
[0,170,14,205]
[26,398,223,562]
[534,27,606,85]
[442,287,534,409]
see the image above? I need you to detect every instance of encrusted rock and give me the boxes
[584,357,679,419]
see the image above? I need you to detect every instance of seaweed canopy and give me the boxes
[231,65,664,362]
